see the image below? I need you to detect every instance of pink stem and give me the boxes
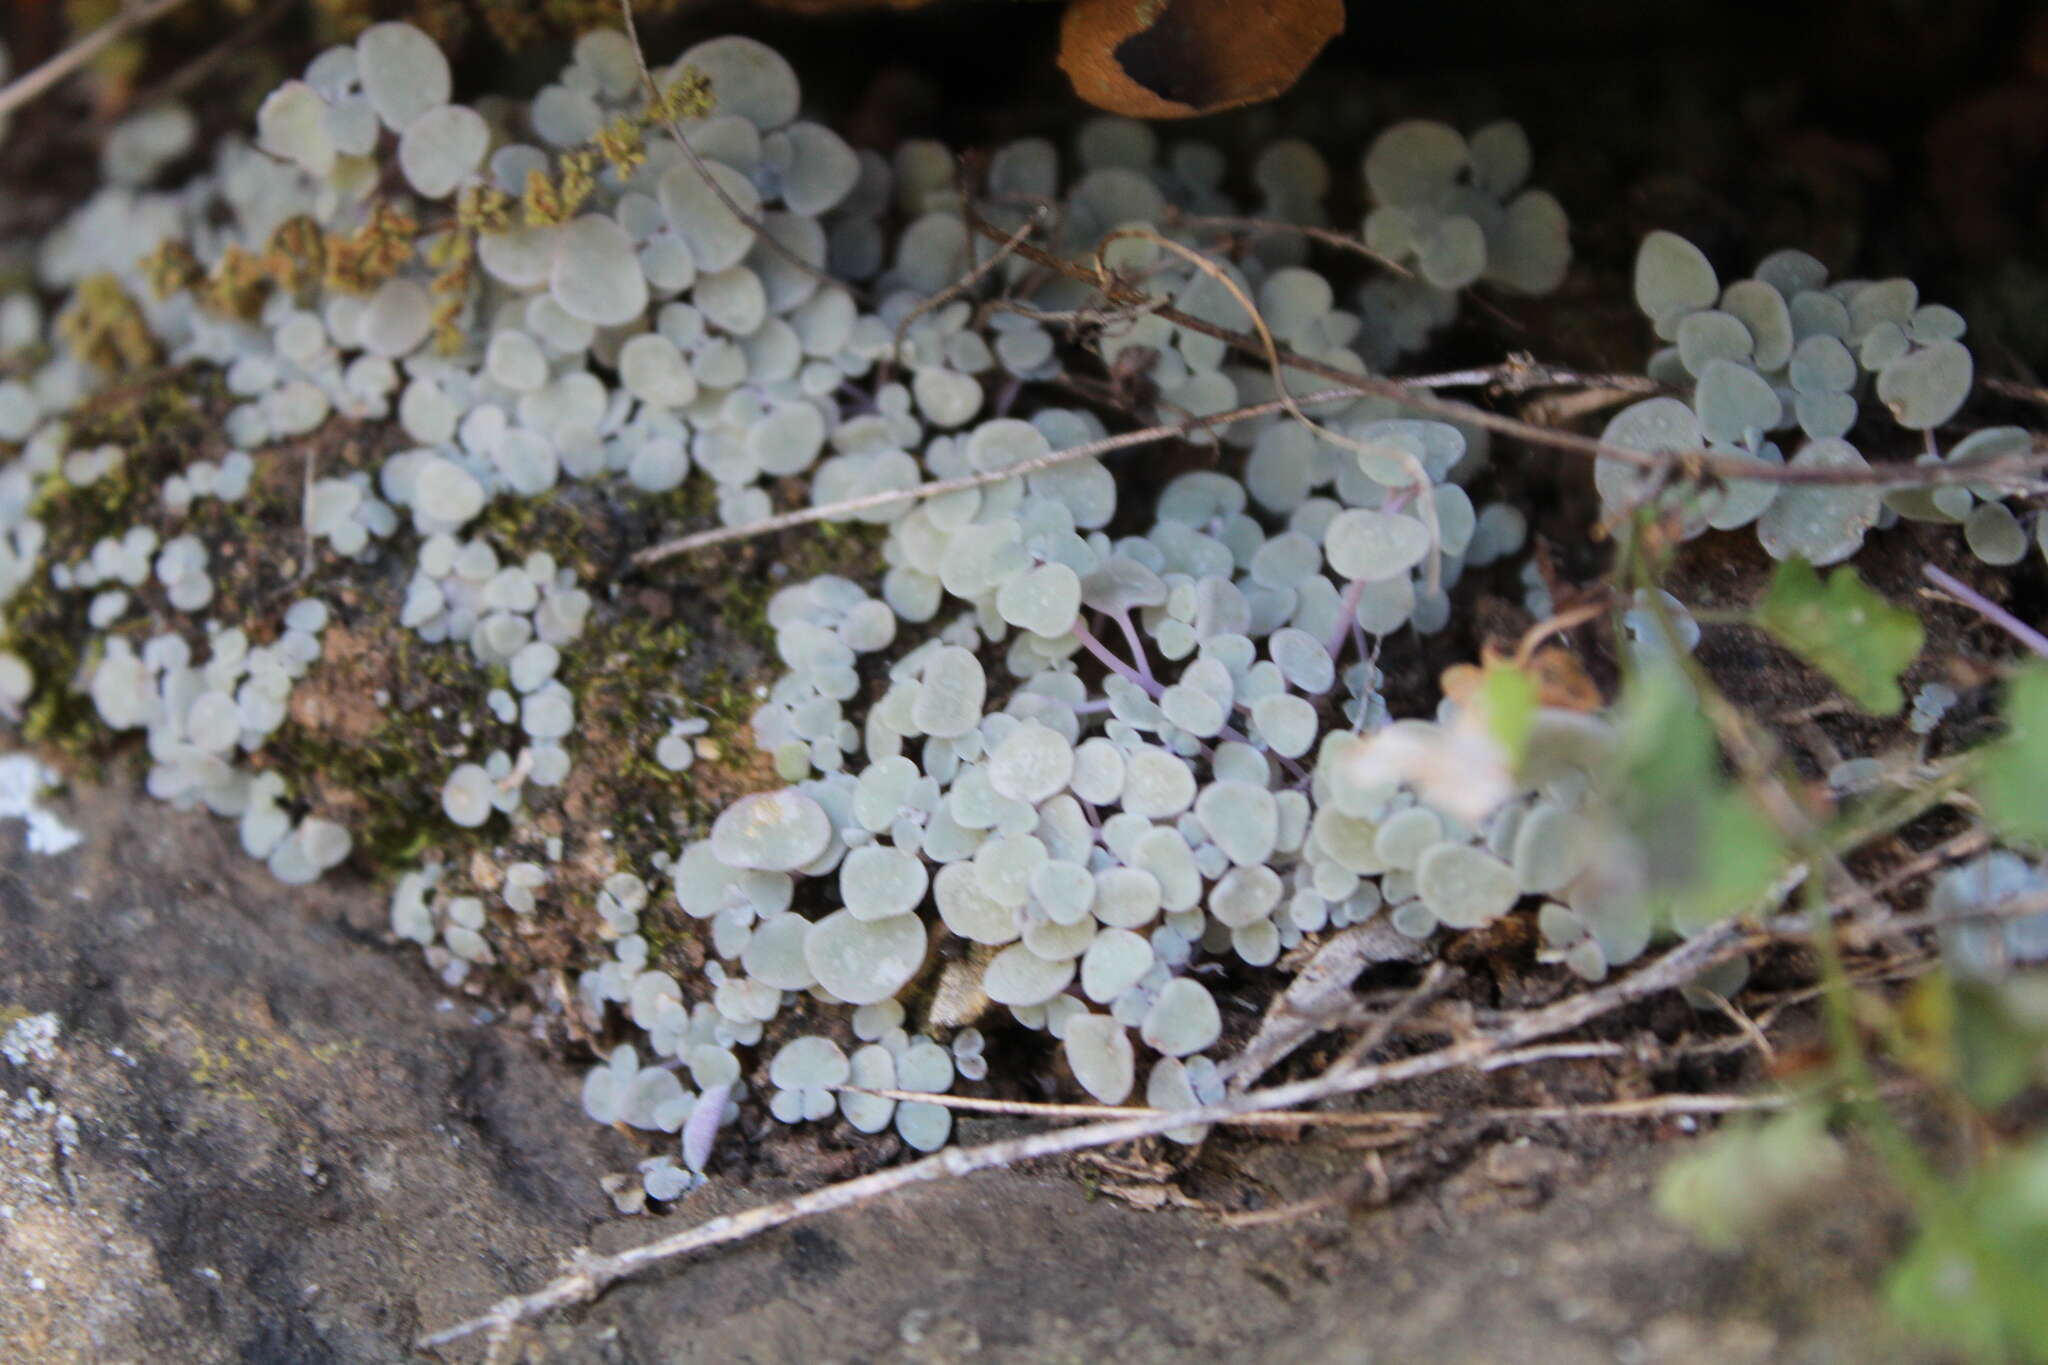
[1071,616,1163,698]
[1924,564,2048,660]
[1109,606,1155,686]
[1327,576,1370,661]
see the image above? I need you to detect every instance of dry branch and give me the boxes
[0,0,195,123]
[630,385,1361,568]
[959,205,2048,494]
[418,922,1749,1350]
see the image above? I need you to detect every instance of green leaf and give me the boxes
[1886,1137,2048,1363]
[1975,663,2048,846]
[1616,665,1789,935]
[1478,662,1538,763]
[1655,1103,1843,1251]
[1754,559,1924,714]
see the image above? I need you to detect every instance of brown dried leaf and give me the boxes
[1059,0,1344,119]
[1440,643,1603,716]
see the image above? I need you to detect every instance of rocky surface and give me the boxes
[0,776,1931,1363]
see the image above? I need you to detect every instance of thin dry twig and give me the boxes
[1401,357,1665,397]
[1165,208,1528,334]
[1784,883,2048,946]
[1225,920,1433,1089]
[958,207,2048,495]
[617,0,855,303]
[88,0,289,132]
[1983,376,2048,408]
[629,385,1360,568]
[0,0,195,123]
[882,205,1048,385]
[1329,961,1458,1073]
[1168,209,1416,280]
[1098,225,1445,592]
[417,923,1749,1350]
[1697,990,1777,1065]
[1475,1039,1629,1070]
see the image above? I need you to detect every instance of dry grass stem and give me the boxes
[1098,226,1448,593]
[883,205,1049,384]
[0,0,195,122]
[629,386,1359,568]
[417,923,1750,1351]
[960,207,2048,494]
[618,0,853,301]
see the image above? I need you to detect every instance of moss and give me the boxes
[0,369,228,765]
[0,343,893,1030]
[713,517,889,654]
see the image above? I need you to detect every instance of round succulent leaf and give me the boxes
[1063,1014,1135,1104]
[1416,214,1488,290]
[1080,928,1153,1002]
[805,909,928,1005]
[1468,119,1532,197]
[988,721,1076,803]
[1194,781,1280,866]
[1415,842,1520,928]
[1595,397,1700,510]
[912,646,987,738]
[1794,392,1858,442]
[357,22,450,132]
[934,860,1021,944]
[995,562,1083,638]
[1788,334,1856,395]
[841,1044,897,1133]
[1633,230,1718,326]
[398,104,488,199]
[1092,865,1162,928]
[741,913,817,990]
[1755,437,1880,566]
[1140,978,1222,1057]
[710,789,832,871]
[840,843,930,920]
[1719,279,1795,372]
[1675,310,1754,378]
[770,1036,850,1091]
[1876,339,1972,431]
[1693,359,1783,446]
[658,160,762,273]
[982,943,1076,1006]
[1702,441,1782,531]
[1364,120,1468,205]
[1964,501,2028,566]
[1484,188,1571,295]
[1755,249,1829,298]
[550,215,649,327]
[1325,507,1431,581]
[678,35,801,129]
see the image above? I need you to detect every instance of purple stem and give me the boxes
[1924,564,2048,660]
[1327,575,1371,661]
[994,374,1024,418]
[1071,616,1164,698]
[1322,490,1416,663]
[1108,606,1155,687]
